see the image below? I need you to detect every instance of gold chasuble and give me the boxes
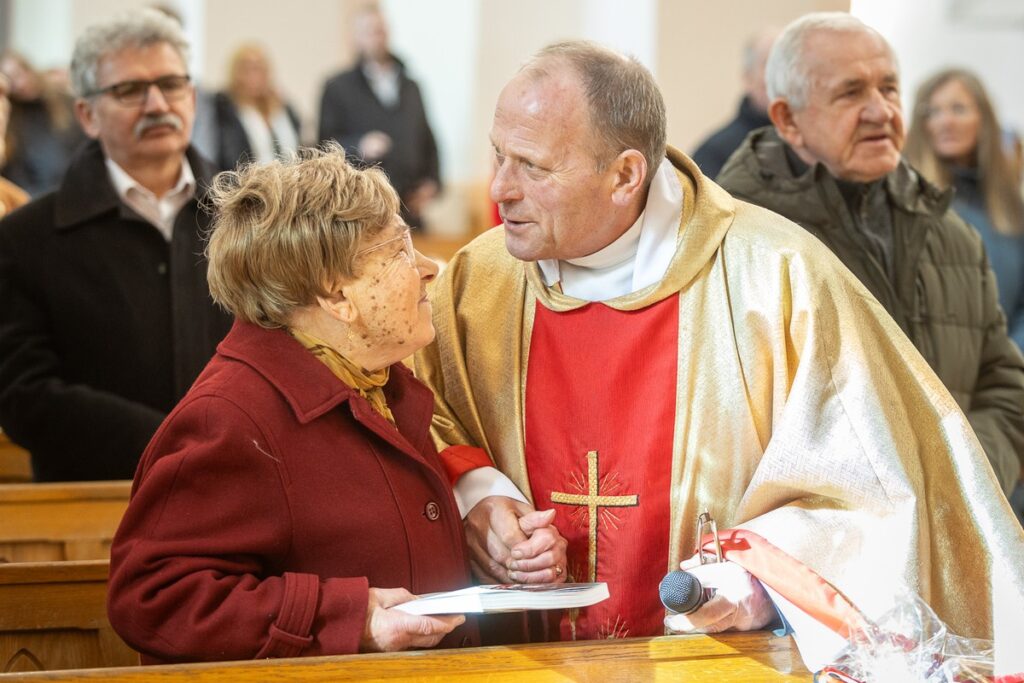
[415,148,1024,646]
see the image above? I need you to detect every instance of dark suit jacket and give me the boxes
[0,139,232,481]
[108,320,479,663]
[318,56,440,200]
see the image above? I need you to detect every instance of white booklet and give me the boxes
[394,582,610,615]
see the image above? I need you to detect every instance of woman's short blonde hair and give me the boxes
[205,143,400,328]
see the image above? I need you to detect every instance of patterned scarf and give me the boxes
[289,328,395,424]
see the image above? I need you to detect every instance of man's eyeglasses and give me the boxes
[87,75,192,106]
[355,229,416,265]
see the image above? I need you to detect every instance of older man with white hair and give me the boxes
[0,9,231,481]
[718,12,1024,498]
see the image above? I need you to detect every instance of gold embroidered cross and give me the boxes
[550,450,639,582]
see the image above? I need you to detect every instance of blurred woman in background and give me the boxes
[213,43,300,171]
[906,68,1024,351]
[0,51,83,196]
[0,72,29,215]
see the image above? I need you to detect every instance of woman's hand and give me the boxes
[360,587,465,652]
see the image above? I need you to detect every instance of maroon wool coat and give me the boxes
[107,320,479,663]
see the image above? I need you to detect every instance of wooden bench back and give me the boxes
[0,482,131,563]
[0,560,137,673]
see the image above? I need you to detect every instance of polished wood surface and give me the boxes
[0,481,130,562]
[0,434,31,484]
[0,560,137,674]
[0,632,810,681]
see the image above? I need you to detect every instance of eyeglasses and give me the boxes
[355,229,416,265]
[87,74,192,106]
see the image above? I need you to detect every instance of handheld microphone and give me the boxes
[659,569,713,615]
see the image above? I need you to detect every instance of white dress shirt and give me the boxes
[105,157,196,242]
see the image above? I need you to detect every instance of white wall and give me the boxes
[852,0,1024,136]
[381,0,479,186]
[9,0,72,69]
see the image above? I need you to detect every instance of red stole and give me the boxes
[525,295,679,640]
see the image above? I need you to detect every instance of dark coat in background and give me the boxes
[318,56,440,203]
[718,127,1024,493]
[947,166,1024,352]
[211,92,302,172]
[1,96,85,197]
[690,96,771,181]
[108,321,479,663]
[0,139,232,481]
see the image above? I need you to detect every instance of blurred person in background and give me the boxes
[690,27,777,180]
[0,72,29,214]
[905,69,1024,352]
[0,51,84,197]
[212,43,300,171]
[319,5,440,229]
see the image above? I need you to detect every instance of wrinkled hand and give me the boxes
[358,130,392,161]
[464,496,568,584]
[360,587,465,652]
[663,559,774,634]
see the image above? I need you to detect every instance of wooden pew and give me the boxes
[0,434,31,484]
[0,482,130,563]
[0,631,809,681]
[0,560,137,674]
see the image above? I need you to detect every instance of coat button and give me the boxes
[157,262,168,275]
[424,501,441,521]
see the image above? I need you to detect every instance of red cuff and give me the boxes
[439,445,493,486]
[255,572,319,659]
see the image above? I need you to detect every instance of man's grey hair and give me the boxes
[765,12,897,109]
[70,8,190,98]
[523,40,667,183]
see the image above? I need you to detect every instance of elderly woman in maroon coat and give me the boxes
[107,145,563,663]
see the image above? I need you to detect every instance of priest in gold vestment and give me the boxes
[416,41,1024,665]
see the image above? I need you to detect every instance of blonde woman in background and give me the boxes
[905,68,1024,351]
[212,43,300,171]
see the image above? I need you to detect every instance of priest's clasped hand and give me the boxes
[464,496,568,584]
[663,558,775,634]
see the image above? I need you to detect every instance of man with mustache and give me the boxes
[0,9,231,481]
[717,13,1024,497]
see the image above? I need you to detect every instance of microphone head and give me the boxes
[659,570,704,615]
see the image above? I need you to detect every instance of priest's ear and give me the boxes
[768,97,804,149]
[608,149,647,206]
